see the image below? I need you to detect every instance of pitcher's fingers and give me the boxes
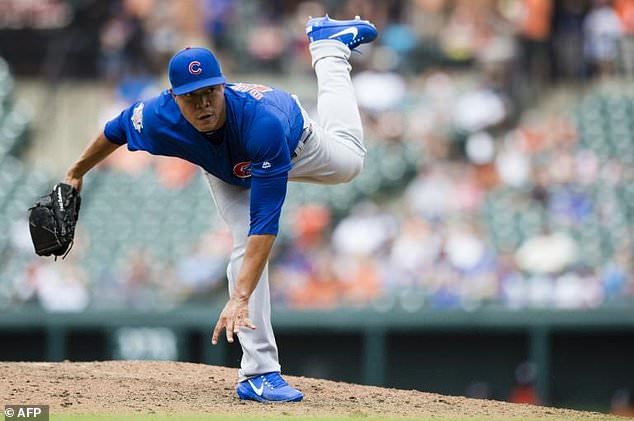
[226,319,235,343]
[244,318,256,330]
[212,319,225,345]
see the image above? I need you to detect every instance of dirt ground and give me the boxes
[0,361,620,419]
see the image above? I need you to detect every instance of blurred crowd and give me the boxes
[1,0,633,312]
[271,113,633,310]
[88,0,634,100]
[268,0,632,311]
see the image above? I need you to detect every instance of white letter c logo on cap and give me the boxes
[188,61,202,75]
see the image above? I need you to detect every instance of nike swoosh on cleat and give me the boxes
[248,379,264,396]
[328,27,358,41]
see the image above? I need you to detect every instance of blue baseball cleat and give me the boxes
[236,372,304,403]
[306,15,377,50]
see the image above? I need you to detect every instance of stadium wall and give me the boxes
[1,307,633,411]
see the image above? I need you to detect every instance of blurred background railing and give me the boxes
[0,0,633,415]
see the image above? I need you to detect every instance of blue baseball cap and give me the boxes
[168,47,226,95]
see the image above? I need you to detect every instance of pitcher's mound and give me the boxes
[0,361,615,419]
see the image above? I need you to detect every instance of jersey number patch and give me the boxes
[229,83,272,100]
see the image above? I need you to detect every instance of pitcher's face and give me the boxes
[173,85,226,132]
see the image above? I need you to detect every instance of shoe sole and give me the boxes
[237,387,304,403]
[307,20,376,47]
[307,23,376,35]
[237,393,304,403]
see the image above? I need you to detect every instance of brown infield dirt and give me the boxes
[0,361,623,420]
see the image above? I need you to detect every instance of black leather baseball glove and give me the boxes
[28,182,81,259]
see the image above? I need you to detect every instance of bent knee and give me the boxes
[337,155,364,183]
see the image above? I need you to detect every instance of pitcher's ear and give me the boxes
[169,88,175,97]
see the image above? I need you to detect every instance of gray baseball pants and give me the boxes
[205,40,366,382]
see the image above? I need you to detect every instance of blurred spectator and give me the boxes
[9,218,34,255]
[453,88,508,133]
[155,155,198,188]
[601,248,631,301]
[584,0,624,76]
[465,381,492,400]
[405,165,457,220]
[36,263,90,312]
[509,361,540,405]
[444,221,487,272]
[496,134,531,188]
[14,261,90,312]
[98,0,153,82]
[353,69,407,114]
[338,254,382,306]
[288,251,342,309]
[610,388,634,417]
[505,0,553,104]
[515,228,579,274]
[439,0,490,64]
[100,141,154,175]
[117,249,160,308]
[175,228,230,300]
[388,216,442,287]
[246,22,286,71]
[332,202,397,258]
[615,0,634,76]
[551,0,586,81]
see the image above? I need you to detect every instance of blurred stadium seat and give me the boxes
[0,0,631,313]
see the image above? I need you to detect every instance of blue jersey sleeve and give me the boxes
[246,110,292,235]
[246,111,292,178]
[103,107,132,145]
[103,101,155,153]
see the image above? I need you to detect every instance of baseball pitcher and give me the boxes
[46,15,377,402]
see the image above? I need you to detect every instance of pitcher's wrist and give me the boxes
[232,289,250,303]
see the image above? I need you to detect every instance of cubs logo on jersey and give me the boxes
[233,161,251,178]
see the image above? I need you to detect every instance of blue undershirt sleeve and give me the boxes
[249,173,288,236]
[246,110,292,236]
